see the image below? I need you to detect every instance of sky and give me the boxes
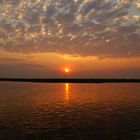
[0,0,140,78]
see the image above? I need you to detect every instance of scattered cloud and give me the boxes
[0,0,140,57]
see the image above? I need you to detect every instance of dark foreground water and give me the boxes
[0,82,140,140]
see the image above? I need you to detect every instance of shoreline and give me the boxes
[0,78,140,83]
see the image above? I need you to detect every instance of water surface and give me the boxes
[0,82,140,139]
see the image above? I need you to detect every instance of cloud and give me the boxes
[0,63,46,78]
[0,0,140,57]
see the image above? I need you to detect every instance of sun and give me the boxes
[64,68,70,73]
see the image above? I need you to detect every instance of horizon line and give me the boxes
[0,78,140,83]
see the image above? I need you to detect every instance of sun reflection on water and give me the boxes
[65,83,69,101]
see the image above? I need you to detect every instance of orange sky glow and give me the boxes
[0,1,140,78]
[0,49,140,78]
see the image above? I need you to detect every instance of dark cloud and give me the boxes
[0,63,45,78]
[0,62,66,78]
[0,0,140,57]
[0,58,25,63]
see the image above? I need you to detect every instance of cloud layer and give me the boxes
[0,0,140,57]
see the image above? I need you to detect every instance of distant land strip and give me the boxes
[0,78,140,83]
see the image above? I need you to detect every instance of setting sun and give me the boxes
[64,68,70,73]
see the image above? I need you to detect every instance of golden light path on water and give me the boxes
[65,83,69,101]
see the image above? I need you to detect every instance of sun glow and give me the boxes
[64,68,70,73]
